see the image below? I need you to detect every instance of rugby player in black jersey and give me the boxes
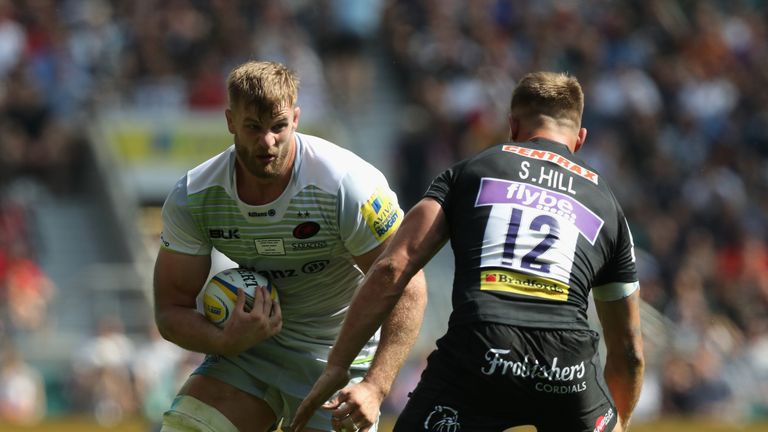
[292,72,644,432]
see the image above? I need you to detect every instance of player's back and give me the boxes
[426,138,636,331]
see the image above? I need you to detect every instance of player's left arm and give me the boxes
[593,211,644,430]
[595,290,644,430]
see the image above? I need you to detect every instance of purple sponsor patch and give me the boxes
[476,178,604,244]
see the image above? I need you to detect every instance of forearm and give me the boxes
[155,305,230,355]
[329,198,443,389]
[328,255,419,371]
[595,291,644,429]
[364,270,427,397]
[604,349,644,428]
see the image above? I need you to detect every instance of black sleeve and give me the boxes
[594,202,639,285]
[424,168,454,207]
[424,158,469,209]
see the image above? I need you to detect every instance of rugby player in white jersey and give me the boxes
[153,60,427,432]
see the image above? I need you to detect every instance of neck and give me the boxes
[236,167,291,205]
[515,128,577,153]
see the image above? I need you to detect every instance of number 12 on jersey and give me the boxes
[482,203,578,285]
[475,178,604,300]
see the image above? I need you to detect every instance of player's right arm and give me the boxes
[153,249,216,352]
[291,198,448,431]
[154,177,281,356]
[153,250,282,356]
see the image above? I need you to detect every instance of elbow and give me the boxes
[622,340,645,377]
[626,349,645,375]
[370,255,410,296]
[372,255,426,301]
[605,337,644,377]
[632,347,645,371]
[154,308,175,342]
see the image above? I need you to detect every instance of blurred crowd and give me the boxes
[380,0,768,422]
[67,317,202,430]
[0,0,767,427]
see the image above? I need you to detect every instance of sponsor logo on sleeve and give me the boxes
[502,145,599,184]
[160,232,170,248]
[361,190,402,242]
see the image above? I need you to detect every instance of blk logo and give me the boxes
[209,228,240,239]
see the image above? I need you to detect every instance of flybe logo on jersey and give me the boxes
[476,178,604,244]
[361,190,402,241]
[502,145,598,184]
[481,269,569,301]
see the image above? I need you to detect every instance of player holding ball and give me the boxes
[153,60,427,432]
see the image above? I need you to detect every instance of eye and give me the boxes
[272,123,288,133]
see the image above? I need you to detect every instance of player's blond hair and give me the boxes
[227,61,299,116]
[510,72,584,129]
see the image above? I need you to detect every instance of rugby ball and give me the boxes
[202,268,278,327]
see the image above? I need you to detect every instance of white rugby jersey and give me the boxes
[160,133,404,367]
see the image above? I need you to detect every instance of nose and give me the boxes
[256,132,277,150]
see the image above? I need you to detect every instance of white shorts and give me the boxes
[191,337,379,431]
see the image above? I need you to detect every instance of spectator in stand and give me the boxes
[131,324,186,432]
[70,316,137,426]
[2,242,55,333]
[0,342,46,426]
[0,0,24,79]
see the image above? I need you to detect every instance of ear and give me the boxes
[508,115,519,141]
[292,106,301,129]
[225,109,236,134]
[574,127,587,152]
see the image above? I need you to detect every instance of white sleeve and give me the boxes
[592,281,639,301]
[337,166,404,257]
[159,176,212,256]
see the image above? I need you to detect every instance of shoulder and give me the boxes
[164,174,190,210]
[438,145,495,184]
[296,133,386,192]
[187,146,235,195]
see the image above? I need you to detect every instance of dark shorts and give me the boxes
[394,323,618,432]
